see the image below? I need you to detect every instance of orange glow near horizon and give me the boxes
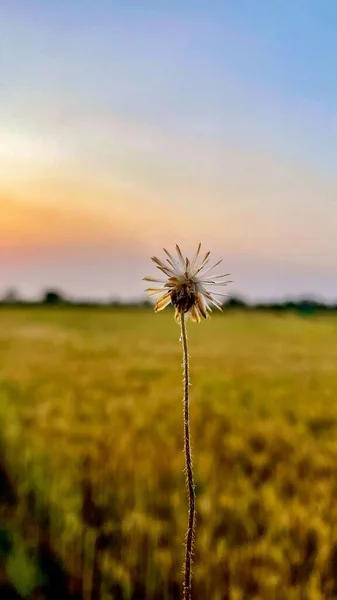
[0,161,239,260]
[1,123,337,274]
[1,198,136,257]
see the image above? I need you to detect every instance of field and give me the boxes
[1,307,337,599]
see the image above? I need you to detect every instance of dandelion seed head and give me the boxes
[143,244,232,323]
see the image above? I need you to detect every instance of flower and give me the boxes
[143,243,231,322]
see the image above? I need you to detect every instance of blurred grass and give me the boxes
[1,307,337,598]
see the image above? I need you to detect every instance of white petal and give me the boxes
[194,257,210,276]
[163,248,181,272]
[156,264,176,276]
[175,244,186,269]
[200,288,214,301]
[201,288,223,309]
[145,287,167,297]
[199,273,230,282]
[191,242,202,271]
[197,258,223,277]
[209,297,224,309]
[151,256,166,268]
[203,280,231,286]
[198,250,210,268]
[196,283,210,296]
[164,281,177,289]
[199,293,211,311]
[165,259,184,278]
[202,273,230,279]
[143,276,167,283]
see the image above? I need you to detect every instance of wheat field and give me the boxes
[1,307,337,599]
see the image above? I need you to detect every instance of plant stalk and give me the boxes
[180,311,196,600]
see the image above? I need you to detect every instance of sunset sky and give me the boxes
[1,1,337,301]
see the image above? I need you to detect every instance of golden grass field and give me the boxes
[1,307,337,599]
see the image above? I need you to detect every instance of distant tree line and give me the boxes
[0,288,151,309]
[1,288,337,315]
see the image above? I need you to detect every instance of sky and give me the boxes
[1,0,337,301]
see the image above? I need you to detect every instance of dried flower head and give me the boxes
[144,243,231,322]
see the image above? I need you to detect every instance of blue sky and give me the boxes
[1,1,337,300]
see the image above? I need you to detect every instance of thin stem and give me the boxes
[180,311,196,600]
